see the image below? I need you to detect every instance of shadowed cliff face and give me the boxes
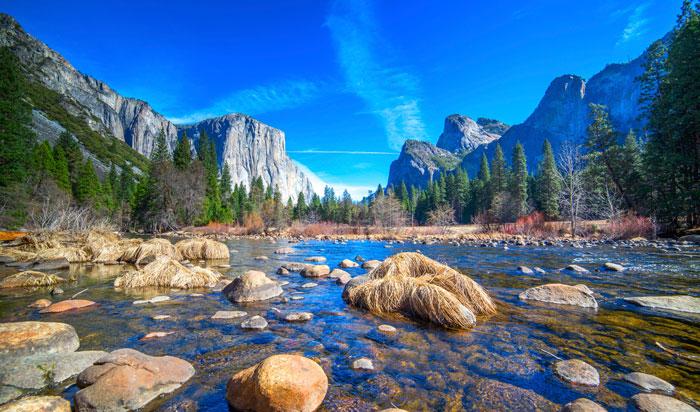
[0,13,317,197]
[178,114,315,201]
[387,140,460,189]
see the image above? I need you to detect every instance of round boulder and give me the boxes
[339,259,359,268]
[0,395,71,412]
[623,372,674,393]
[560,398,607,412]
[0,321,79,359]
[301,265,330,278]
[226,354,328,412]
[554,359,600,386]
[361,260,382,270]
[223,271,283,303]
[631,393,697,412]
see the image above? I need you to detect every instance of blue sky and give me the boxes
[2,0,680,199]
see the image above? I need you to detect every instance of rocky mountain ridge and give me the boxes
[436,114,505,154]
[0,13,315,199]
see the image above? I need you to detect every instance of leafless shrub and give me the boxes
[370,195,408,228]
[557,141,587,236]
[427,204,456,233]
[27,197,116,232]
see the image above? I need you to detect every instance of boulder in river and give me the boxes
[274,247,296,254]
[281,262,307,272]
[519,284,598,309]
[603,262,624,272]
[241,315,268,330]
[0,396,71,412]
[623,372,675,393]
[0,321,79,359]
[301,265,330,278]
[223,271,283,303]
[226,354,328,412]
[565,264,589,273]
[31,257,70,271]
[304,256,327,263]
[560,398,607,412]
[0,271,64,288]
[74,348,194,412]
[517,266,534,274]
[331,269,351,285]
[114,256,222,289]
[361,259,382,270]
[631,393,697,412]
[624,295,700,314]
[339,259,359,268]
[553,359,600,386]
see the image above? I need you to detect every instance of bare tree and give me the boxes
[370,195,407,228]
[428,203,456,233]
[557,141,587,236]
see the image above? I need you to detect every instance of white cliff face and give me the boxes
[0,13,178,157]
[436,115,503,154]
[178,114,315,201]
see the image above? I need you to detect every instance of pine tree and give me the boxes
[32,141,55,188]
[490,144,508,195]
[511,142,529,217]
[294,192,307,221]
[173,131,192,170]
[341,190,353,224]
[0,47,36,188]
[74,159,101,204]
[52,145,71,192]
[535,139,560,219]
[151,129,171,163]
[220,162,232,199]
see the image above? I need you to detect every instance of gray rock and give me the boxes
[274,247,295,254]
[561,398,607,412]
[351,358,374,371]
[517,266,534,274]
[211,310,247,320]
[624,372,675,393]
[0,350,107,390]
[565,264,589,273]
[241,316,268,330]
[631,393,697,412]
[554,359,600,386]
[304,256,326,263]
[604,262,624,271]
[436,114,504,154]
[32,257,70,271]
[534,267,546,274]
[377,324,397,334]
[281,262,307,272]
[50,286,64,295]
[362,260,382,270]
[283,312,313,322]
[223,271,283,303]
[624,295,700,314]
[301,265,330,278]
[0,321,79,360]
[519,284,598,309]
[339,259,359,268]
[301,282,318,289]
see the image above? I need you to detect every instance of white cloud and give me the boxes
[294,161,375,201]
[326,0,427,150]
[617,2,651,45]
[168,79,325,124]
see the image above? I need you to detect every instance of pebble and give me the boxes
[283,312,313,322]
[152,315,171,320]
[301,282,318,288]
[140,331,175,340]
[377,324,397,334]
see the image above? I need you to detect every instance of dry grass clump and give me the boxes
[0,270,65,288]
[16,231,65,251]
[91,239,142,263]
[0,247,37,262]
[114,256,222,289]
[34,247,90,263]
[343,252,495,329]
[83,230,121,257]
[175,238,229,260]
[119,238,181,265]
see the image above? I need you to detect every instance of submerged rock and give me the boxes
[274,247,296,254]
[631,393,697,412]
[0,395,71,412]
[304,256,327,263]
[624,295,700,314]
[28,298,52,309]
[554,359,600,386]
[241,316,268,330]
[226,354,328,412]
[211,310,247,320]
[39,299,96,313]
[623,372,675,393]
[75,348,194,412]
[560,398,607,412]
[519,284,598,309]
[223,271,283,303]
[468,378,558,411]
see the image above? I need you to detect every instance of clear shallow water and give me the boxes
[1,239,698,411]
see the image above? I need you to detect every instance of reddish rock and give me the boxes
[40,299,96,313]
[0,395,71,412]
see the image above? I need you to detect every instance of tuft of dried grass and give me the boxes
[343,252,495,329]
[0,270,65,288]
[114,256,222,289]
[35,247,90,263]
[175,238,229,260]
[119,238,181,265]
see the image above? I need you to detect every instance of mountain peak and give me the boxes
[436,114,503,154]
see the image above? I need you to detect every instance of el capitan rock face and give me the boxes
[0,13,317,198]
[178,114,315,200]
[0,13,178,159]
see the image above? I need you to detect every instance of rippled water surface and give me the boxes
[1,238,699,411]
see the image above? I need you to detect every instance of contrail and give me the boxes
[289,150,399,155]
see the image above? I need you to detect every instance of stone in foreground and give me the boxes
[631,393,697,412]
[624,295,700,314]
[2,350,107,390]
[560,398,607,412]
[223,270,283,303]
[0,395,71,412]
[226,354,328,412]
[623,372,675,393]
[554,359,600,386]
[241,315,268,330]
[301,265,330,278]
[74,348,194,412]
[0,321,79,359]
[519,284,598,309]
